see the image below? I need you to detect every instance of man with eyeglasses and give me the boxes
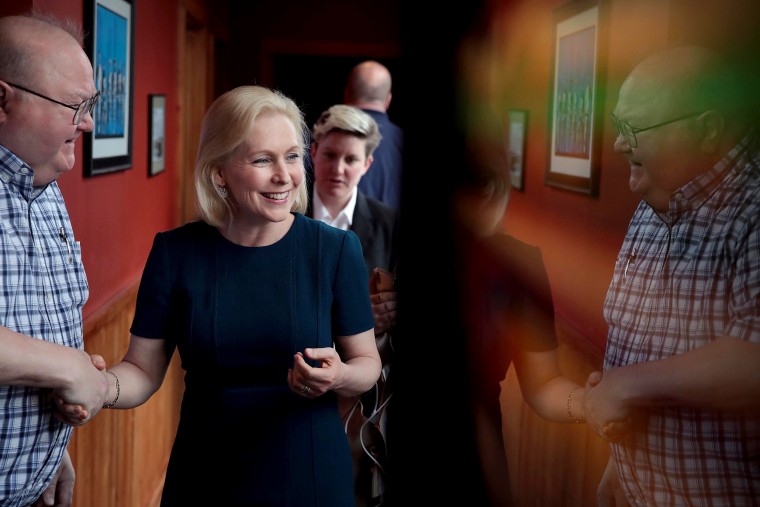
[582,45,760,506]
[0,12,109,507]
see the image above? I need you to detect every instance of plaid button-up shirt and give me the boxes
[603,135,760,506]
[0,145,89,507]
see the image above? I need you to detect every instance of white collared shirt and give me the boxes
[312,186,357,231]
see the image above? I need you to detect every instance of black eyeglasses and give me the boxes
[5,81,100,125]
[610,111,704,148]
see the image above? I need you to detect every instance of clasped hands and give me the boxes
[583,368,638,442]
[51,351,110,427]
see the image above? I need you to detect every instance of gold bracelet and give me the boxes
[103,370,120,409]
[567,386,581,423]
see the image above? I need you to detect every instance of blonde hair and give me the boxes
[194,85,309,227]
[312,104,382,157]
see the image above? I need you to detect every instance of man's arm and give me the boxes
[584,336,760,438]
[0,326,109,421]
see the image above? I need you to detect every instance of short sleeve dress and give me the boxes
[459,232,559,506]
[130,213,374,507]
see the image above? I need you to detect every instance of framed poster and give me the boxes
[545,0,607,195]
[148,94,166,176]
[506,109,528,191]
[84,0,135,177]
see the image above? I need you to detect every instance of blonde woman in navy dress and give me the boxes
[86,86,381,506]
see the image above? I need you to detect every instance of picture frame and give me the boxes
[148,94,166,176]
[83,0,135,177]
[545,0,607,195]
[506,109,528,191]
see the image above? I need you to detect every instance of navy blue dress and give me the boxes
[130,213,374,506]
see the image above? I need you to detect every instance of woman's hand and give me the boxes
[584,370,636,442]
[288,347,345,398]
[51,354,108,426]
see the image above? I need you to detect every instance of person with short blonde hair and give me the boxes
[311,103,382,156]
[308,103,400,507]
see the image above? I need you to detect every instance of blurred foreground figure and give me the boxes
[454,146,592,506]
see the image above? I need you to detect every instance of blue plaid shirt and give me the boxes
[0,145,89,507]
[603,135,760,506]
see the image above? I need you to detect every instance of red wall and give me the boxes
[6,0,757,355]
[452,0,650,357]
[460,0,760,356]
[2,0,180,319]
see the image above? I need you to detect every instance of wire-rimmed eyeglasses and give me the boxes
[4,81,100,125]
[610,111,704,148]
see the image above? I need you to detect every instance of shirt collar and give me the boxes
[0,144,43,201]
[312,186,357,231]
[665,132,756,222]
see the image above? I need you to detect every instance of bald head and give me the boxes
[619,45,753,133]
[344,60,392,112]
[0,14,85,85]
[621,47,722,118]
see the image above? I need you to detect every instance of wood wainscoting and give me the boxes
[501,333,611,506]
[68,283,184,507]
[64,283,607,506]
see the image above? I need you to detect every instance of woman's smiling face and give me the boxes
[215,112,304,224]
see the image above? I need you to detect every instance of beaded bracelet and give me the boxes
[567,386,581,423]
[103,370,120,409]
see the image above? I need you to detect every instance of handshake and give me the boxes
[50,349,112,427]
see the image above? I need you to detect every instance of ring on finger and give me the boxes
[301,385,312,394]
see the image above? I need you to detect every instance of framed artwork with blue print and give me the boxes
[84,0,135,176]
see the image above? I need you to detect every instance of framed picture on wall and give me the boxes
[83,0,135,177]
[148,94,166,176]
[506,109,528,191]
[545,0,607,195]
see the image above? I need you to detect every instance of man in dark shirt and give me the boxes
[344,60,404,209]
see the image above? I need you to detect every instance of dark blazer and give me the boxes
[307,185,400,507]
[306,187,400,281]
